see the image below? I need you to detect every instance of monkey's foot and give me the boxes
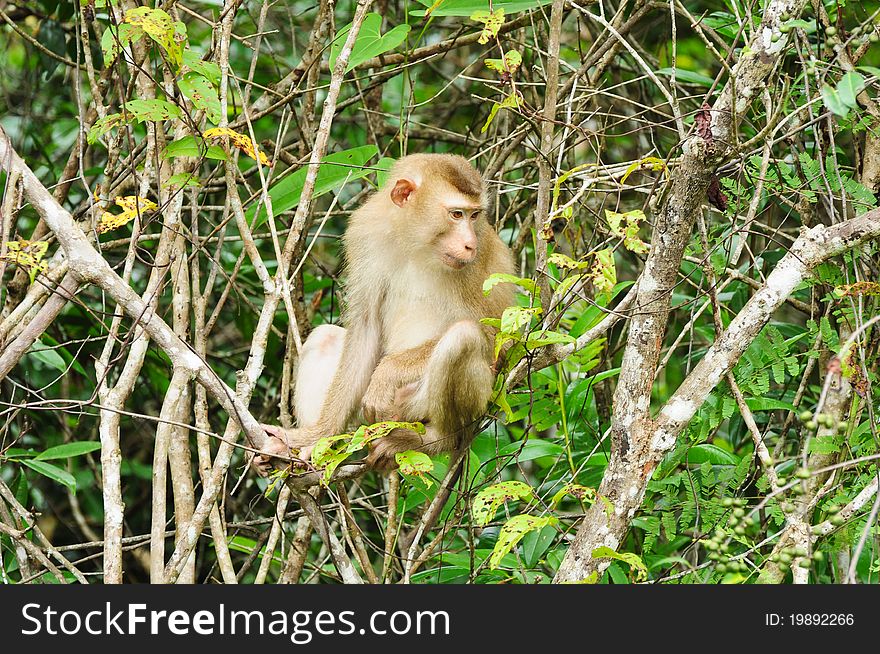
[365,428,424,472]
[251,424,314,477]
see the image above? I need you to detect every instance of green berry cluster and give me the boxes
[798,410,848,434]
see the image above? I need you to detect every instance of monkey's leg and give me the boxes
[361,341,436,424]
[253,325,346,476]
[406,320,494,430]
[368,320,494,469]
[294,324,346,427]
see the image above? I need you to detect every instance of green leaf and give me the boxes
[489,515,557,569]
[165,172,202,188]
[744,397,796,413]
[472,480,533,526]
[35,442,102,461]
[374,156,396,187]
[497,439,564,462]
[87,113,127,145]
[248,145,379,227]
[656,67,715,88]
[178,73,221,124]
[525,330,575,349]
[685,444,739,466]
[26,342,67,373]
[820,84,849,118]
[182,50,220,86]
[100,22,141,65]
[481,93,519,133]
[591,546,648,581]
[164,136,227,161]
[483,272,537,297]
[123,99,182,123]
[21,460,76,492]
[808,435,840,455]
[329,14,412,73]
[395,450,434,481]
[410,0,553,18]
[821,72,865,118]
[836,72,866,109]
[520,524,557,568]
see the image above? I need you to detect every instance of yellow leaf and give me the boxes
[97,196,158,233]
[203,127,271,166]
[620,156,668,184]
[471,9,505,45]
[1,239,49,282]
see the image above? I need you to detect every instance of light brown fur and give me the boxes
[254,154,514,475]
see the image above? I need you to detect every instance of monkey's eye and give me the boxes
[450,210,465,220]
[470,211,481,221]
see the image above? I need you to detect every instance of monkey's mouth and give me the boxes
[441,253,468,270]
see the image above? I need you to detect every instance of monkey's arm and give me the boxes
[252,309,382,475]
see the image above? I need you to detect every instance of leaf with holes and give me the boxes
[587,248,616,296]
[124,99,182,123]
[2,239,49,283]
[500,305,540,335]
[592,546,648,581]
[483,272,537,297]
[124,6,186,68]
[471,8,505,44]
[489,515,557,568]
[605,209,649,254]
[98,196,158,233]
[551,483,595,508]
[101,22,141,65]
[485,50,522,74]
[472,480,534,527]
[182,50,220,86]
[87,113,127,144]
[179,73,221,123]
[395,450,434,486]
[203,127,271,166]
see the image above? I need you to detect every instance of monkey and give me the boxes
[253,153,515,475]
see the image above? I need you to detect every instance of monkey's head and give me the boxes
[387,154,487,272]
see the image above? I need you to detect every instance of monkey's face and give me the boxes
[390,176,483,271]
[434,203,481,270]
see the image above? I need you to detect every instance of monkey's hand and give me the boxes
[251,424,317,477]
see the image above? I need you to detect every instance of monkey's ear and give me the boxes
[390,178,417,207]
